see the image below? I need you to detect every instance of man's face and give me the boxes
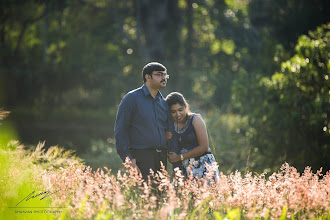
[150,70,168,89]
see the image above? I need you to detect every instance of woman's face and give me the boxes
[170,103,187,123]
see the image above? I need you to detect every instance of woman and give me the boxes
[165,92,219,180]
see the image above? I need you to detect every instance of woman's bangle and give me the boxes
[180,154,184,161]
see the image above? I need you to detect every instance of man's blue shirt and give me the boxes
[114,84,178,162]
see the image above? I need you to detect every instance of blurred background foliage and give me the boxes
[0,0,329,174]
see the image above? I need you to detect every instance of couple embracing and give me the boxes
[114,62,219,183]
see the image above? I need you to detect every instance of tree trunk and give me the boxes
[175,0,193,90]
[166,0,183,91]
[185,0,193,66]
[135,0,149,62]
[43,5,48,65]
[139,0,167,61]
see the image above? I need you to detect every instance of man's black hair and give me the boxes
[142,62,166,83]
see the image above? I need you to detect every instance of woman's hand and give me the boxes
[166,131,173,141]
[168,152,181,163]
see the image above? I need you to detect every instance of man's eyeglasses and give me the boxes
[152,73,170,79]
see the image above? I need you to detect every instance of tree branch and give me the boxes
[14,5,48,56]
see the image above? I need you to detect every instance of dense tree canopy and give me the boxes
[233,24,330,172]
[0,0,329,173]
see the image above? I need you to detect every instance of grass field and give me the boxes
[0,139,329,220]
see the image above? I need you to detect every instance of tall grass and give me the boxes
[40,160,329,219]
[0,110,81,219]
[1,110,329,219]
[1,142,330,219]
[0,141,52,220]
[0,140,82,220]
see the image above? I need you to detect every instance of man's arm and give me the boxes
[114,94,134,162]
[166,105,182,169]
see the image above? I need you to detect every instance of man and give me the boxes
[114,62,177,181]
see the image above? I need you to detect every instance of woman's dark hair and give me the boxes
[165,92,191,113]
[142,62,166,83]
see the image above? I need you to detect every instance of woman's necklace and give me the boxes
[178,115,189,130]
[178,115,189,142]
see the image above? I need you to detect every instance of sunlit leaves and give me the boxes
[221,39,236,55]
[193,75,216,101]
[122,65,133,76]
[262,72,286,90]
[47,41,66,64]
[106,43,120,53]
[178,0,187,9]
[84,0,108,8]
[210,39,236,55]
[210,40,221,54]
[256,23,329,171]
[2,2,46,50]
[122,20,137,40]
[225,0,249,16]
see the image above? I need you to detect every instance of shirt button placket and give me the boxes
[154,98,162,146]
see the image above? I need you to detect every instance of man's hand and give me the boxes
[168,152,181,163]
[125,157,141,174]
[166,131,173,141]
[129,158,141,174]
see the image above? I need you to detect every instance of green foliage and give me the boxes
[233,23,330,172]
[0,128,83,219]
[0,121,18,149]
[0,110,18,150]
[205,109,260,174]
[1,0,329,174]
[1,140,329,219]
[0,142,52,219]
[80,139,123,172]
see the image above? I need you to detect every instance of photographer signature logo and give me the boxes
[16,190,59,207]
[8,190,66,210]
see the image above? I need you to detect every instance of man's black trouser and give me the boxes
[130,148,168,182]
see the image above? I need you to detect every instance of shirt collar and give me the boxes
[142,84,163,99]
